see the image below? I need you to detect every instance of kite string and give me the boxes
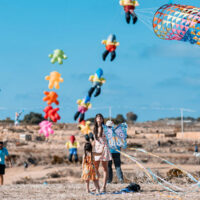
[137,12,153,22]
[137,7,158,11]
[119,150,177,191]
[129,154,183,193]
[129,148,200,194]
[136,13,153,20]
[118,150,182,200]
[137,13,153,24]
[147,168,184,192]
[149,169,180,194]
[137,14,153,32]
[137,10,154,15]
[129,147,200,185]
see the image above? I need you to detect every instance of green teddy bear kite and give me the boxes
[49,49,67,65]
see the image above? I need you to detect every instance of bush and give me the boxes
[0,117,14,124]
[126,112,138,123]
[21,112,44,124]
[114,114,125,124]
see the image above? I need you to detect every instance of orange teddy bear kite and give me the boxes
[45,71,64,89]
[43,91,59,105]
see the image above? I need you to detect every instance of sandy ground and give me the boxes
[4,166,72,185]
[1,124,200,199]
[0,163,200,200]
[1,183,200,200]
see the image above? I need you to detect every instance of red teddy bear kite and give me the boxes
[44,106,61,122]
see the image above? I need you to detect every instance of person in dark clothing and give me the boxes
[195,144,198,153]
[107,148,124,183]
[106,121,124,183]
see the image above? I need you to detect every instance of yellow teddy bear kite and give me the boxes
[78,120,92,135]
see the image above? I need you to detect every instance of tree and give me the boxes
[197,117,200,122]
[114,114,125,124]
[21,112,44,124]
[0,117,14,124]
[126,112,138,123]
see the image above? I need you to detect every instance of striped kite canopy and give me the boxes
[153,4,200,45]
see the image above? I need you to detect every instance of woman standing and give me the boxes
[93,114,112,192]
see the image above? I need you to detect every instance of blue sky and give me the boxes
[0,0,200,122]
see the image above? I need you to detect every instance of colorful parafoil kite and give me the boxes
[88,68,106,97]
[102,34,119,61]
[120,0,139,24]
[153,4,200,45]
[74,96,92,122]
[49,49,67,65]
[45,71,64,90]
[103,123,128,150]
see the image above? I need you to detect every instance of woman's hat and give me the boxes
[106,120,114,127]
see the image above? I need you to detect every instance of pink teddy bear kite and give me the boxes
[39,120,54,138]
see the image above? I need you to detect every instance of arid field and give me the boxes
[0,122,200,200]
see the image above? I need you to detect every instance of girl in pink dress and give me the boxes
[93,114,112,192]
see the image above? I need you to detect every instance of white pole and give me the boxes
[109,106,112,120]
[180,108,184,137]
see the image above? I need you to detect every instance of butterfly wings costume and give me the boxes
[103,123,128,150]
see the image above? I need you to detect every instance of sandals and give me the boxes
[100,187,106,193]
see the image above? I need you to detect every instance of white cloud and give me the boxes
[140,42,200,59]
